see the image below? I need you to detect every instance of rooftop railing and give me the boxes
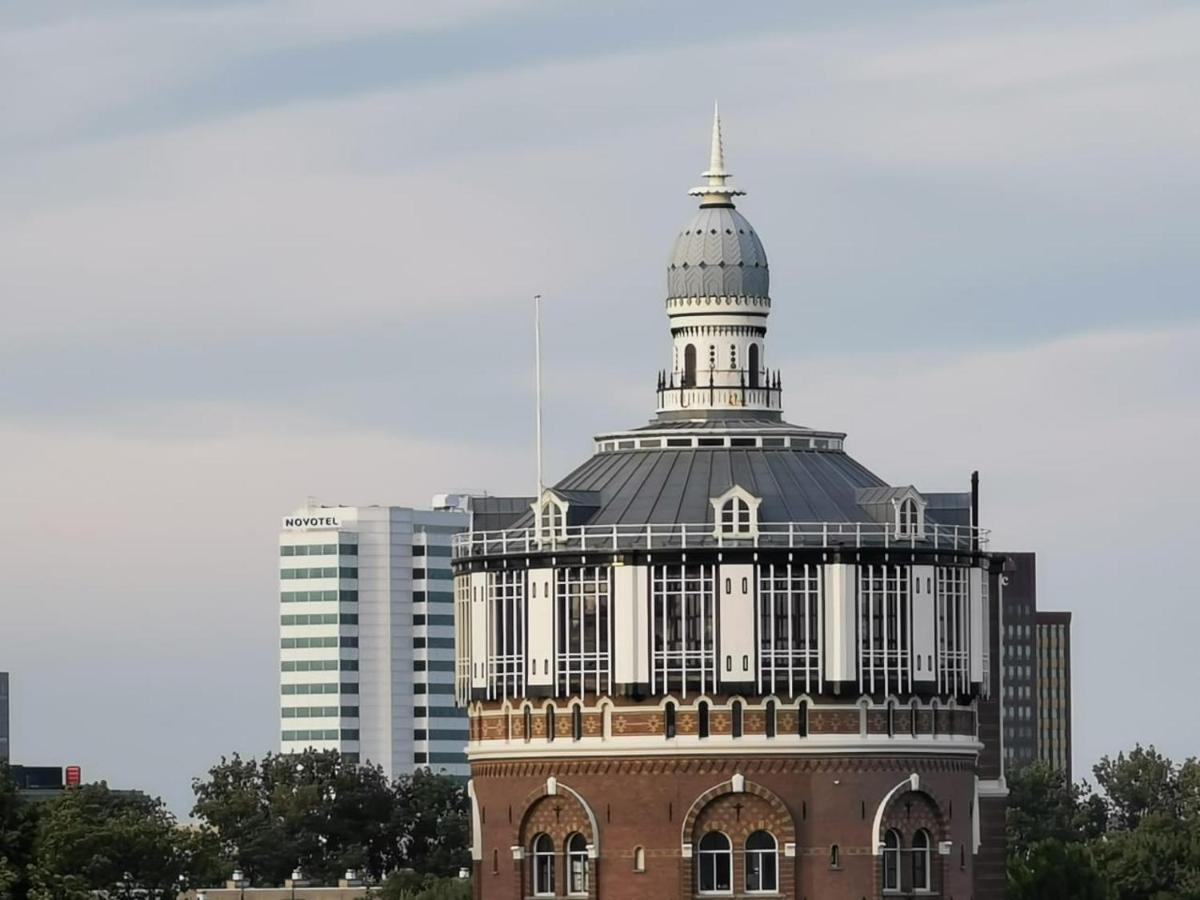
[452,521,988,560]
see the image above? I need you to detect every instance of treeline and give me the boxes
[1008,745,1200,899]
[0,750,469,900]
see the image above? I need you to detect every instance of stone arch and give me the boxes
[681,775,797,847]
[516,778,599,850]
[516,779,601,900]
[681,776,797,897]
[878,789,949,896]
[880,788,947,843]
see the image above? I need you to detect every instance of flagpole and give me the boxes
[534,294,544,505]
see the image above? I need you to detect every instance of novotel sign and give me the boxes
[282,515,342,529]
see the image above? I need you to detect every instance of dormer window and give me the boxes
[534,492,568,541]
[711,485,761,539]
[892,492,926,539]
[722,497,752,533]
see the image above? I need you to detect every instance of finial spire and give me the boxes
[706,101,725,177]
[690,100,745,205]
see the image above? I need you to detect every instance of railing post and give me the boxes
[612,524,618,551]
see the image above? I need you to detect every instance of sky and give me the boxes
[1,0,1197,816]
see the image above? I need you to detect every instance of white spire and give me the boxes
[705,100,726,177]
[690,100,745,204]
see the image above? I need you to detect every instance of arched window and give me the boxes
[897,498,919,538]
[887,699,897,738]
[633,846,646,872]
[523,704,533,743]
[683,344,697,388]
[883,829,902,892]
[720,497,752,535]
[911,829,931,891]
[532,834,555,896]
[797,700,809,738]
[571,704,582,742]
[745,830,777,892]
[566,833,589,895]
[539,497,566,540]
[492,848,499,874]
[664,701,677,739]
[829,844,840,869]
[748,343,760,388]
[698,701,710,739]
[910,700,920,738]
[765,700,776,738]
[696,832,732,894]
[546,705,555,742]
[731,700,744,738]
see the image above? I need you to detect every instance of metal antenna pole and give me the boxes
[534,294,544,504]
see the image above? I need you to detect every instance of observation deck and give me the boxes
[452,520,988,562]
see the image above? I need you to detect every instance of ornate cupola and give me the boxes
[658,103,781,420]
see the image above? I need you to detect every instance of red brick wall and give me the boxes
[471,754,981,899]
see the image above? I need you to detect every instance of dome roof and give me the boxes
[667,205,769,298]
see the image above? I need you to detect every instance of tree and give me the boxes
[391,769,470,876]
[192,750,400,885]
[0,763,39,900]
[29,783,187,900]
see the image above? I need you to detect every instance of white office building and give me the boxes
[279,502,468,778]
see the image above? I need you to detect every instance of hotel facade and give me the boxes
[279,503,467,778]
[453,111,1013,899]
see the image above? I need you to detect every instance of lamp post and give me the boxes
[231,869,246,900]
[289,868,304,900]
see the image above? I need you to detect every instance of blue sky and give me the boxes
[1,0,1197,814]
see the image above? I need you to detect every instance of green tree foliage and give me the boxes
[379,871,471,900]
[391,770,470,876]
[29,783,187,900]
[0,763,38,900]
[1008,747,1200,900]
[191,751,468,886]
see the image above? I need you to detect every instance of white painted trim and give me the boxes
[469,735,982,762]
[871,774,920,856]
[468,780,482,862]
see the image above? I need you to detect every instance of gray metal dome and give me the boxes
[667,205,769,298]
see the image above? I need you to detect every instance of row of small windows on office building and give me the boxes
[416,660,455,673]
[413,614,454,627]
[1005,643,1034,660]
[281,659,359,672]
[281,590,358,603]
[412,568,451,581]
[1005,623,1033,639]
[413,637,455,649]
[413,752,465,764]
[413,545,453,558]
[280,543,357,557]
[1005,665,1032,681]
[415,591,454,605]
[1005,724,1035,741]
[281,567,358,580]
[1008,704,1034,721]
[281,613,358,626]
[281,682,359,695]
[281,729,359,741]
[281,706,359,719]
[1004,684,1032,700]
[281,637,358,649]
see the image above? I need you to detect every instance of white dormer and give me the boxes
[710,485,761,539]
[891,488,926,539]
[533,490,568,542]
